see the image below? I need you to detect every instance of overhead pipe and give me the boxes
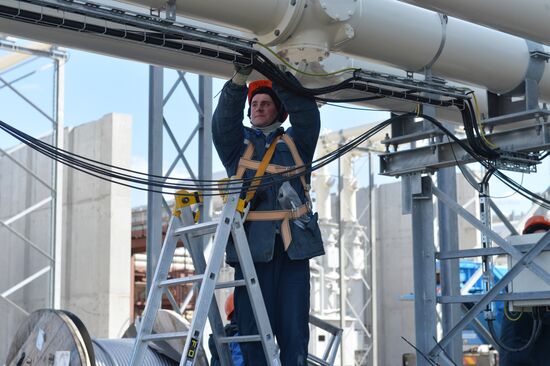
[0,0,546,119]
[120,0,550,100]
[396,0,550,47]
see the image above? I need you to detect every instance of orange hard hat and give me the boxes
[523,215,550,234]
[247,80,273,103]
[247,80,288,122]
[225,292,235,320]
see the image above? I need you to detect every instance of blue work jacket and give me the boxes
[212,79,324,263]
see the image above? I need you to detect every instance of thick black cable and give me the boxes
[0,116,393,196]
[487,309,542,353]
[418,113,550,210]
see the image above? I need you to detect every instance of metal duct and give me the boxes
[397,0,550,47]
[93,339,177,366]
[115,0,550,99]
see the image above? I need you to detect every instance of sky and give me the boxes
[0,39,547,218]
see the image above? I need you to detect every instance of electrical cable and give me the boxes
[504,301,523,322]
[432,336,458,366]
[416,113,550,211]
[487,307,542,353]
[254,41,360,78]
[0,115,393,196]
[401,336,439,366]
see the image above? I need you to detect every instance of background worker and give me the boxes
[499,215,550,366]
[212,65,324,366]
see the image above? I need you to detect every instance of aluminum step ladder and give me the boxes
[130,186,281,366]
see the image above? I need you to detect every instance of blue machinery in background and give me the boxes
[453,260,507,348]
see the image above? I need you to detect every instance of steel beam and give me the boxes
[198,75,212,223]
[411,175,437,366]
[429,231,550,357]
[433,185,550,286]
[436,167,462,363]
[51,56,64,309]
[146,65,164,295]
[380,124,549,176]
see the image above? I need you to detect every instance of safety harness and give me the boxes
[235,133,312,251]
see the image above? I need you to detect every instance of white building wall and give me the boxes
[0,113,132,360]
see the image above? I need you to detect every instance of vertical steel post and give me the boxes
[479,179,495,315]
[337,148,346,366]
[368,152,377,366]
[146,66,164,295]
[437,167,462,363]
[198,75,212,223]
[411,175,437,366]
[51,56,64,309]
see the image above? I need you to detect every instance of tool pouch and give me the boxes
[286,212,325,260]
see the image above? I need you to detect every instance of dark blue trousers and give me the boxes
[500,313,550,366]
[234,235,310,366]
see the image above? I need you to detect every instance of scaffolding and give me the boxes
[0,37,66,353]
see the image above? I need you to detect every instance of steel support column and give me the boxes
[146,65,164,295]
[436,167,462,363]
[51,55,64,309]
[411,175,437,366]
[198,75,212,223]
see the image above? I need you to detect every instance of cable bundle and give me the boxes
[0,117,392,197]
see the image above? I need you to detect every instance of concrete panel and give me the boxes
[0,113,132,360]
[374,180,416,366]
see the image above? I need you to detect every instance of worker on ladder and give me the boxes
[212,64,324,366]
[499,215,550,366]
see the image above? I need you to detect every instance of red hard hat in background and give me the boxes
[225,292,235,321]
[523,215,550,234]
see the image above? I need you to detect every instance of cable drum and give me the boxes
[92,339,177,366]
[6,309,207,366]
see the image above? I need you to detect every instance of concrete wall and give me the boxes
[371,174,479,366]
[0,113,132,361]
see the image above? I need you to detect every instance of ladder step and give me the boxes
[159,274,204,287]
[142,331,189,342]
[218,334,262,343]
[174,220,218,238]
[215,279,246,289]
[307,354,330,366]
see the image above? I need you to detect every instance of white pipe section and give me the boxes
[340,153,357,220]
[119,0,550,99]
[397,0,550,47]
[1,0,547,122]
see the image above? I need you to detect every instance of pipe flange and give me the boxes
[256,0,307,46]
[319,0,358,22]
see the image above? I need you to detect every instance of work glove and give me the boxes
[232,61,253,86]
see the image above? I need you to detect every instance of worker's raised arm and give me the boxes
[272,75,320,163]
[212,65,251,173]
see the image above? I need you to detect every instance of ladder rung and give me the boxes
[142,331,189,342]
[215,279,246,289]
[307,354,330,366]
[159,274,204,287]
[174,220,218,238]
[218,334,262,343]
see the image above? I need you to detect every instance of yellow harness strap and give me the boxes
[233,133,310,251]
[244,135,282,204]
